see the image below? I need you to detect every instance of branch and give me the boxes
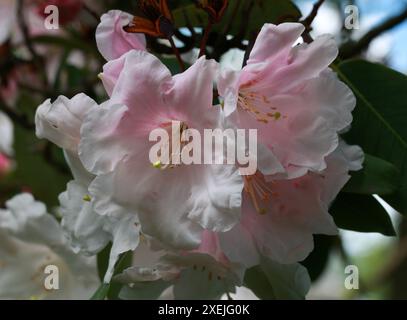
[340,6,407,59]
[301,0,325,43]
[302,0,325,28]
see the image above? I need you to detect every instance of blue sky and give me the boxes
[295,0,407,73]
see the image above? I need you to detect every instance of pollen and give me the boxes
[237,89,283,124]
[83,194,92,202]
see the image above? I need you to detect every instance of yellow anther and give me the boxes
[83,194,92,202]
[153,160,162,169]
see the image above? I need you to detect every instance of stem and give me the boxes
[199,21,214,57]
[83,4,99,21]
[168,37,186,71]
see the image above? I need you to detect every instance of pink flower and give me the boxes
[79,50,243,250]
[0,153,12,177]
[96,10,146,61]
[218,23,356,179]
[219,141,364,267]
[115,231,244,299]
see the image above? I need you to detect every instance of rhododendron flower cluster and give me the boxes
[33,8,364,299]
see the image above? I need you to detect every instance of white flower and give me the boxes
[0,193,100,299]
[0,111,13,157]
[35,94,140,283]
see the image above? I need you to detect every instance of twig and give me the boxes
[83,4,99,21]
[301,0,326,43]
[199,21,214,57]
[302,0,325,27]
[168,37,186,71]
[242,31,258,68]
[340,6,407,59]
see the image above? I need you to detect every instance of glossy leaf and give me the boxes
[336,60,407,214]
[331,193,396,236]
[343,154,400,195]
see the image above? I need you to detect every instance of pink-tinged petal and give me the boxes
[233,142,362,264]
[265,34,338,93]
[96,10,146,61]
[79,103,135,175]
[187,164,243,232]
[218,224,260,268]
[35,94,98,153]
[247,23,305,65]
[166,57,217,127]
[0,153,12,177]
[109,50,172,113]
[217,68,241,117]
[300,69,356,133]
[100,55,126,96]
[88,152,204,250]
[256,143,285,176]
[320,141,364,205]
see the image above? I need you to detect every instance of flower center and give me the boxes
[243,171,275,215]
[153,121,188,170]
[237,90,281,124]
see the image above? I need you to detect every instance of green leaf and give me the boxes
[90,283,110,300]
[301,235,336,282]
[244,257,311,300]
[335,60,407,214]
[11,124,69,208]
[331,193,396,236]
[96,243,111,281]
[91,250,133,300]
[343,154,401,195]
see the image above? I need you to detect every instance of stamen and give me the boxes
[237,89,283,124]
[243,172,274,214]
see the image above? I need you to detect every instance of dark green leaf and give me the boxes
[90,283,110,300]
[173,0,301,38]
[343,154,400,195]
[336,60,407,214]
[301,235,336,282]
[331,193,396,236]
[91,250,133,300]
[244,257,310,300]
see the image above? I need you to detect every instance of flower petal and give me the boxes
[96,10,146,61]
[35,94,98,152]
